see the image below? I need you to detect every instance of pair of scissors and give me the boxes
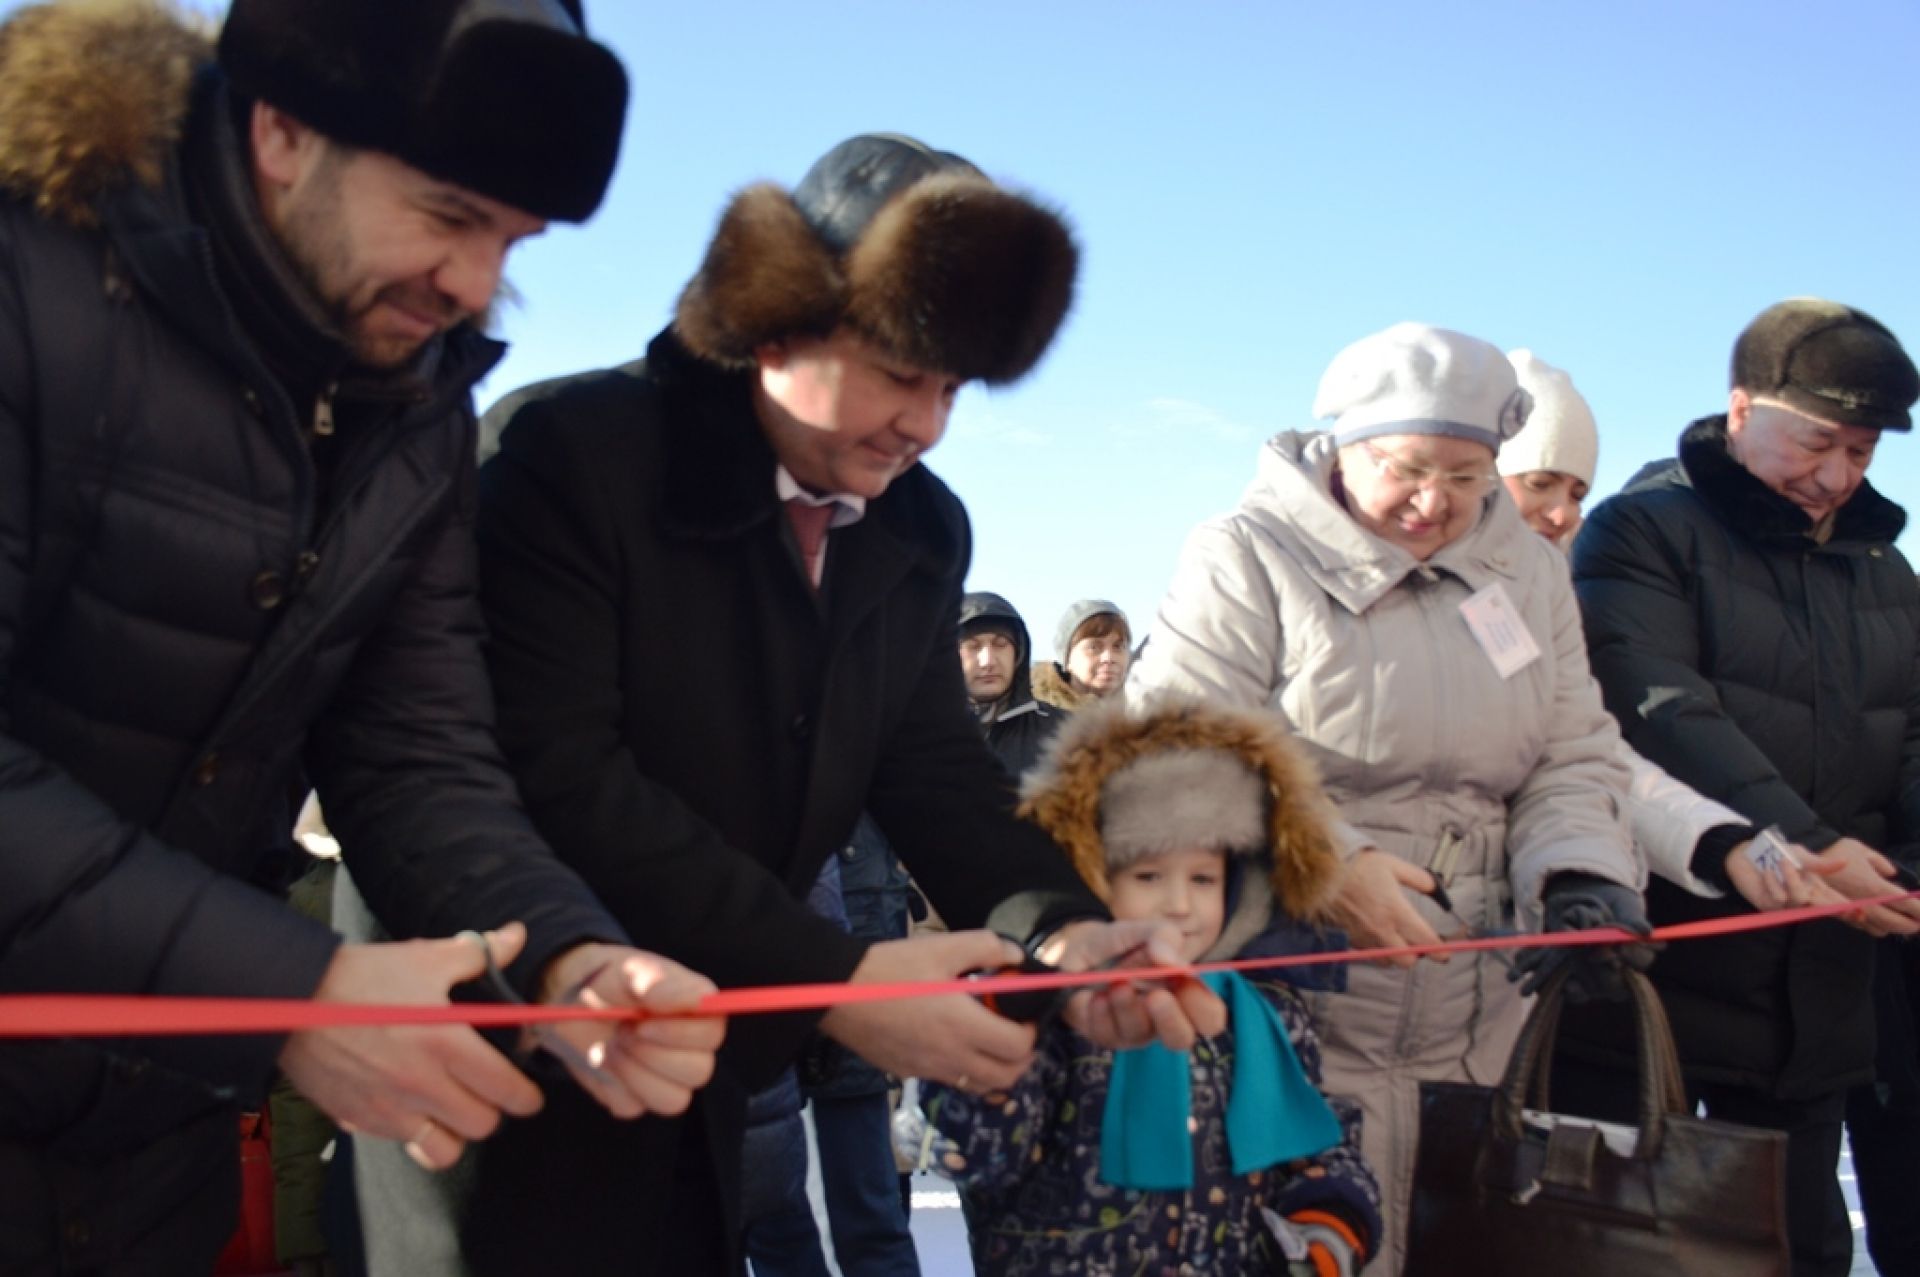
[460,930,618,1088]
[971,941,1151,1025]
[1426,882,1519,971]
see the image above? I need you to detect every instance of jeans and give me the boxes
[812,1092,920,1277]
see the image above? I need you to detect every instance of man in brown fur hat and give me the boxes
[0,2,726,1271]
[472,133,1227,1273]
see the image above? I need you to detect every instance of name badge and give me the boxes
[1458,582,1542,679]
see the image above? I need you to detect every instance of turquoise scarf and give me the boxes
[1099,970,1342,1190]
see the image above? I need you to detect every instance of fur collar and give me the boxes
[1018,699,1343,961]
[1654,414,1908,548]
[0,0,213,228]
[1031,659,1103,712]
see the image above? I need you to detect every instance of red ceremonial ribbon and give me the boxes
[2,891,1914,1039]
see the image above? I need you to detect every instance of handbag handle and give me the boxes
[1494,966,1687,1159]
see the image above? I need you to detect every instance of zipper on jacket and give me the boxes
[312,382,338,438]
[1431,828,1463,891]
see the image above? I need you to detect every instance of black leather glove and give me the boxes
[1509,871,1657,1003]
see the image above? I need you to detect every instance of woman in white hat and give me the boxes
[1130,323,1647,1275]
[1500,351,1844,913]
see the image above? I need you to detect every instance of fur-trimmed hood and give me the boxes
[1018,698,1343,960]
[1031,659,1103,712]
[674,134,1077,386]
[0,0,213,228]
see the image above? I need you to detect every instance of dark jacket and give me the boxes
[0,9,622,1264]
[467,328,1105,1275]
[1563,415,1920,1098]
[924,978,1379,1276]
[958,591,1066,778]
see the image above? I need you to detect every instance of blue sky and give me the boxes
[39,0,1920,649]
[479,0,1920,646]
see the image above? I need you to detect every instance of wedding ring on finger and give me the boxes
[954,1074,971,1093]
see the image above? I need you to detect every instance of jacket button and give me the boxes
[191,753,221,787]
[241,387,264,419]
[250,570,287,610]
[791,713,811,740]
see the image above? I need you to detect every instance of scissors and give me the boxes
[971,941,1150,1025]
[1426,881,1519,971]
[460,930,618,1088]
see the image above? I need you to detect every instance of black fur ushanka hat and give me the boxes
[674,134,1078,386]
[219,0,628,222]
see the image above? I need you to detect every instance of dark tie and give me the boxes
[785,498,835,589]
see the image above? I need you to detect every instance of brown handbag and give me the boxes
[1403,967,1790,1276]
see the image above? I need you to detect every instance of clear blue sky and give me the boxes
[45,0,1920,648]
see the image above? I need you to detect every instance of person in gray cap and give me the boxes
[959,591,1066,778]
[473,133,1225,1274]
[1551,299,1920,1277]
[0,1,725,1271]
[1034,598,1133,710]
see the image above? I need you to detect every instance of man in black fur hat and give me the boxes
[472,134,1227,1273]
[0,2,725,1270]
[1555,299,1920,1276]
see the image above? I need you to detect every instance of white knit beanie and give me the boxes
[1498,350,1599,485]
[1314,322,1533,451]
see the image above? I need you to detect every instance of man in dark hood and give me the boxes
[960,592,1066,779]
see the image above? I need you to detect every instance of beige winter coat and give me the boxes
[1130,430,1640,1276]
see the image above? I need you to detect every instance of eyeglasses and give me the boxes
[1361,442,1500,495]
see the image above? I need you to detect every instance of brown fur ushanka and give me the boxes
[1019,699,1345,926]
[674,170,1077,386]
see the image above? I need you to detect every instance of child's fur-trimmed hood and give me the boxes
[0,0,212,227]
[1019,699,1344,958]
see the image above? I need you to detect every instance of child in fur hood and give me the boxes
[922,700,1382,1276]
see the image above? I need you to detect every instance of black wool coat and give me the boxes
[1560,415,1920,1099]
[467,328,1104,1274]
[0,30,622,1268]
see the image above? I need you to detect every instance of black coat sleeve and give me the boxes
[304,417,629,994]
[1572,494,1835,849]
[0,208,337,1091]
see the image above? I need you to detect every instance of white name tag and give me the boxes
[1459,582,1542,679]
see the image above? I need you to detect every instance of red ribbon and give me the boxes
[2,891,1913,1039]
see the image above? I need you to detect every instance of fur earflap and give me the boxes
[673,183,847,368]
[0,0,211,227]
[674,171,1076,386]
[841,172,1076,385]
[1019,698,1344,925]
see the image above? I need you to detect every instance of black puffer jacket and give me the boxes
[959,591,1067,778]
[1562,415,1920,1098]
[0,0,619,1203]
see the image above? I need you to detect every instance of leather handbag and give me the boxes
[1404,967,1789,1276]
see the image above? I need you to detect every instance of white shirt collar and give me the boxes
[775,465,866,528]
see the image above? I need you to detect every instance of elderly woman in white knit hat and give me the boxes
[1130,322,1650,1275]
[1500,351,1848,919]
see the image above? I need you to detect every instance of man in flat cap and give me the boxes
[0,1,723,1270]
[474,133,1226,1273]
[1553,299,1920,1276]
